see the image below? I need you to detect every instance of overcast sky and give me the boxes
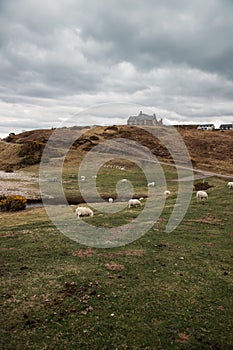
[0,0,233,137]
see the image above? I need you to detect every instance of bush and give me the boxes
[0,195,27,211]
[104,125,118,132]
[18,140,45,166]
[4,132,15,143]
[194,181,213,191]
[4,165,14,173]
[19,155,41,166]
[89,135,99,141]
[190,157,197,166]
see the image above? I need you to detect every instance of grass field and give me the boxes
[0,172,233,349]
[60,160,179,204]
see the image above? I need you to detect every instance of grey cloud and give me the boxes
[0,0,233,137]
[76,0,233,75]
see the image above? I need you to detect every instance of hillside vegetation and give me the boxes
[1,125,233,174]
[1,125,233,349]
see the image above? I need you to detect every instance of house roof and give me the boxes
[128,112,157,121]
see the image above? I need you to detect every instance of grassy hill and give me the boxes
[1,125,233,349]
[1,125,233,174]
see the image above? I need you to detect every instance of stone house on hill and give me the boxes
[127,111,163,126]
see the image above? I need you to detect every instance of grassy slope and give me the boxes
[0,176,233,350]
[0,141,21,169]
[1,126,233,175]
[177,128,233,174]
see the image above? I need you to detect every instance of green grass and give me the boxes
[61,161,179,204]
[0,176,233,349]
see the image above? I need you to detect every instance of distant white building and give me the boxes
[219,123,233,130]
[197,124,215,131]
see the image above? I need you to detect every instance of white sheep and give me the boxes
[121,178,128,182]
[227,181,233,189]
[139,197,144,201]
[75,206,94,219]
[80,175,86,182]
[128,199,142,208]
[196,190,208,201]
[147,181,155,187]
[108,197,114,203]
[164,190,171,196]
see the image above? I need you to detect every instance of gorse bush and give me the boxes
[0,195,27,211]
[194,181,214,191]
[18,140,45,157]
[18,140,45,166]
[19,155,41,166]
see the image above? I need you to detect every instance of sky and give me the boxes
[0,0,233,137]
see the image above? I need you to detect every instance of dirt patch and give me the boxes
[0,233,17,238]
[71,248,144,258]
[193,215,222,225]
[175,333,190,343]
[100,249,144,258]
[72,247,95,257]
[105,262,125,271]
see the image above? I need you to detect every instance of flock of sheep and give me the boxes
[196,181,233,202]
[75,179,233,219]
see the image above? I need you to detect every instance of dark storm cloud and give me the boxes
[77,0,233,77]
[0,0,233,137]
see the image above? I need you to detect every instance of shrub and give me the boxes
[18,140,45,166]
[4,132,15,142]
[18,140,45,157]
[89,135,99,141]
[190,157,197,166]
[0,195,27,211]
[4,165,14,173]
[194,181,213,191]
[104,125,118,132]
[19,155,41,166]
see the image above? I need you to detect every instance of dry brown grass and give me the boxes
[0,207,49,228]
[0,141,21,169]
[1,126,233,175]
[177,128,233,174]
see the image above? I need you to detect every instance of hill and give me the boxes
[0,125,233,175]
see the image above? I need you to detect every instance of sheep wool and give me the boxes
[128,199,142,208]
[196,190,208,201]
[75,206,94,219]
[164,190,171,196]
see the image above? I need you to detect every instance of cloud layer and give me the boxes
[0,0,233,137]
